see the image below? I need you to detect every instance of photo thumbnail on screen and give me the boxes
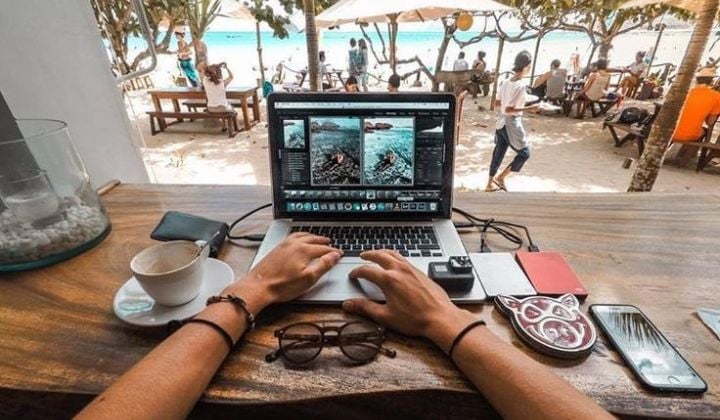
[309,117,362,185]
[283,119,305,149]
[363,117,415,186]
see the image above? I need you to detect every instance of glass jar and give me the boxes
[0,120,111,271]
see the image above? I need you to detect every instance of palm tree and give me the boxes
[303,0,321,91]
[628,0,720,192]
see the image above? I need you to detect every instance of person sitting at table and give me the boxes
[345,75,360,92]
[202,63,234,113]
[388,74,401,93]
[531,59,567,100]
[76,235,612,420]
[453,51,470,71]
[575,58,611,119]
[619,51,647,96]
[672,66,720,143]
[472,51,487,73]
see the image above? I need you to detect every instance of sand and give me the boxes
[125,88,720,193]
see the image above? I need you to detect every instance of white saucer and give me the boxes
[113,258,234,327]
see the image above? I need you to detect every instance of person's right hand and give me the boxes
[343,250,477,352]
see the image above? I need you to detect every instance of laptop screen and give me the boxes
[267,93,456,220]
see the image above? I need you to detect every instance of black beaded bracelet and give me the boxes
[185,318,235,351]
[448,320,486,359]
[206,294,256,332]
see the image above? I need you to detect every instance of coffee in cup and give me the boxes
[130,240,210,306]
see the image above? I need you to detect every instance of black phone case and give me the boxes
[589,304,707,393]
[150,211,228,258]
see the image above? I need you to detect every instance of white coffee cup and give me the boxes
[130,240,210,306]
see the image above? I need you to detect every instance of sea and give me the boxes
[128,29,699,87]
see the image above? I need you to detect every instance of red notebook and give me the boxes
[515,251,588,299]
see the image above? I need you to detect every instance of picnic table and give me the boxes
[2,184,720,418]
[148,86,260,132]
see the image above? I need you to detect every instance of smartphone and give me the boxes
[590,304,707,393]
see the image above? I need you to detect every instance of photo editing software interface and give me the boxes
[272,100,453,215]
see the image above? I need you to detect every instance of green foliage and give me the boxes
[245,0,338,39]
[183,0,222,41]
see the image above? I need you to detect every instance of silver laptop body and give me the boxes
[253,93,486,303]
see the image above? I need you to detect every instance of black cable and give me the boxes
[452,207,538,252]
[226,203,272,241]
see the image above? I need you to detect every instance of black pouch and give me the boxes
[150,211,228,258]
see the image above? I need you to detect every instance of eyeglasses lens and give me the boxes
[339,322,382,362]
[279,323,323,364]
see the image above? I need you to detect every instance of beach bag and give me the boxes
[617,107,648,124]
[504,115,528,150]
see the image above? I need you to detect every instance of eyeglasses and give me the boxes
[265,320,396,365]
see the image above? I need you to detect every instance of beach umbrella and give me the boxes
[623,0,720,191]
[316,0,511,72]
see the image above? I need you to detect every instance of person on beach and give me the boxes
[454,52,469,71]
[202,63,234,113]
[485,51,539,192]
[472,51,487,73]
[194,38,209,75]
[348,38,359,77]
[575,59,611,119]
[672,67,720,142]
[319,51,333,91]
[345,75,359,92]
[357,39,370,92]
[388,74,401,93]
[569,47,581,77]
[532,59,567,100]
[619,51,647,96]
[174,28,200,87]
[77,235,612,419]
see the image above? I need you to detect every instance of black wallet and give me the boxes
[150,211,228,257]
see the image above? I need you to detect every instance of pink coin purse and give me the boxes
[495,294,597,358]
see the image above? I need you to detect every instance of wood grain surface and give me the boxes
[1,184,719,419]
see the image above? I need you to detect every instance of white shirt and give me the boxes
[203,76,229,109]
[495,78,527,130]
[628,61,647,75]
[453,59,469,71]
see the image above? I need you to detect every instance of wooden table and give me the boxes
[148,86,261,131]
[2,185,720,418]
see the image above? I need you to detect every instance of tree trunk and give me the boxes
[530,32,544,84]
[628,0,719,192]
[586,42,598,70]
[389,15,399,74]
[256,21,266,86]
[432,20,455,92]
[490,37,505,112]
[597,39,612,59]
[303,0,321,92]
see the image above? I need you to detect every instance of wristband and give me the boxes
[448,320,486,359]
[184,318,235,351]
[206,294,256,332]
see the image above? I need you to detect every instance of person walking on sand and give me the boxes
[357,39,370,92]
[486,51,539,192]
[174,28,199,87]
[569,47,581,78]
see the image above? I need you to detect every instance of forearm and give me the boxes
[77,282,269,419]
[427,310,612,420]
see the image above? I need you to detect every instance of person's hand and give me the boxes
[342,250,477,352]
[226,233,342,312]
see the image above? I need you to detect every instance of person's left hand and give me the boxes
[226,233,342,310]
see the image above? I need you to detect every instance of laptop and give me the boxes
[252,92,486,303]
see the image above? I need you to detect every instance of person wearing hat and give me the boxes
[174,27,200,87]
[672,66,720,142]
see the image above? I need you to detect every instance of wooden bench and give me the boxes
[603,103,661,156]
[182,98,258,112]
[567,97,620,118]
[147,111,240,138]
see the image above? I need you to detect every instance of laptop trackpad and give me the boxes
[296,263,386,303]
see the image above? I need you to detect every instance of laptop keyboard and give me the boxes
[290,225,443,258]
